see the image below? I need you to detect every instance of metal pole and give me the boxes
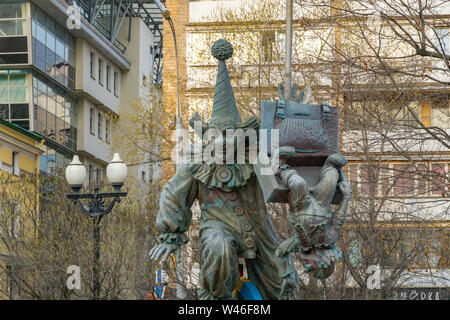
[93,217,101,300]
[67,183,127,300]
[92,185,101,300]
[167,17,183,167]
[155,0,186,299]
[285,0,293,101]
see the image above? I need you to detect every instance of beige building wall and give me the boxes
[75,39,122,115]
[116,17,157,187]
[75,96,111,164]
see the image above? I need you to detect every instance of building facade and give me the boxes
[0,118,44,299]
[0,0,164,187]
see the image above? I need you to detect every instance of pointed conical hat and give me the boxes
[209,39,241,129]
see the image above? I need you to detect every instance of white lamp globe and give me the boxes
[65,155,86,186]
[106,153,127,186]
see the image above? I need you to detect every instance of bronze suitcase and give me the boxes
[256,89,342,204]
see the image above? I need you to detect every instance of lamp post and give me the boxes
[65,153,128,300]
[155,0,188,299]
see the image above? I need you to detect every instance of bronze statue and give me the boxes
[149,39,297,300]
[272,147,351,279]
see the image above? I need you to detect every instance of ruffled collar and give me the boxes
[191,163,254,192]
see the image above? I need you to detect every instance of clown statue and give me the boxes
[149,39,297,300]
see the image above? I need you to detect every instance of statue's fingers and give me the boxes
[150,246,163,261]
[150,246,164,261]
[149,246,158,258]
[149,247,157,260]
[155,247,168,262]
[162,246,173,262]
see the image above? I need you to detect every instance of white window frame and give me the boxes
[98,58,104,85]
[435,28,449,54]
[89,107,95,135]
[113,71,119,97]
[12,152,19,176]
[97,112,103,139]
[90,51,96,79]
[106,64,111,91]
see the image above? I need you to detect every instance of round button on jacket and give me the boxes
[216,167,232,183]
[245,238,255,248]
[244,223,252,232]
[229,192,237,201]
[235,207,245,216]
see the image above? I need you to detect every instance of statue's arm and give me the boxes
[150,163,198,262]
[326,181,351,245]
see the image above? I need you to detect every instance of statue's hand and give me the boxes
[149,243,179,263]
[279,277,297,300]
[276,236,300,257]
[149,232,188,263]
[338,181,351,198]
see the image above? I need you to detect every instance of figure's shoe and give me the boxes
[323,153,347,170]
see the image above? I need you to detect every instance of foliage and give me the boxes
[0,171,160,299]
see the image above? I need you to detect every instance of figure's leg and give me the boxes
[312,154,346,207]
[280,168,309,210]
[246,238,297,300]
[198,221,240,300]
[272,146,310,209]
[245,250,282,300]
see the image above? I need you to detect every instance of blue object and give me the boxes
[238,281,263,300]
[154,269,166,299]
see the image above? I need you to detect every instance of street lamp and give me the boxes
[65,153,128,300]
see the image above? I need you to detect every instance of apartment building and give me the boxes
[0,119,44,299]
[163,0,449,298]
[0,0,163,187]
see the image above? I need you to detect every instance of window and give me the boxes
[32,72,77,151]
[105,119,110,143]
[348,238,363,267]
[6,265,20,300]
[90,52,95,79]
[431,164,446,195]
[12,151,19,175]
[0,3,28,65]
[0,3,26,20]
[98,58,103,85]
[276,30,286,58]
[9,200,20,239]
[88,164,93,185]
[0,199,19,238]
[97,112,103,139]
[89,107,95,135]
[106,65,111,91]
[261,30,275,63]
[113,71,119,96]
[359,165,371,195]
[393,164,414,196]
[0,69,30,129]
[141,170,146,182]
[96,168,102,184]
[31,4,75,90]
[435,28,449,54]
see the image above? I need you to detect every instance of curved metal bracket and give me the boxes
[67,185,127,219]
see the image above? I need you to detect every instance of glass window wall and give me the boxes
[31,3,75,90]
[0,69,30,129]
[0,2,28,65]
[32,72,77,151]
